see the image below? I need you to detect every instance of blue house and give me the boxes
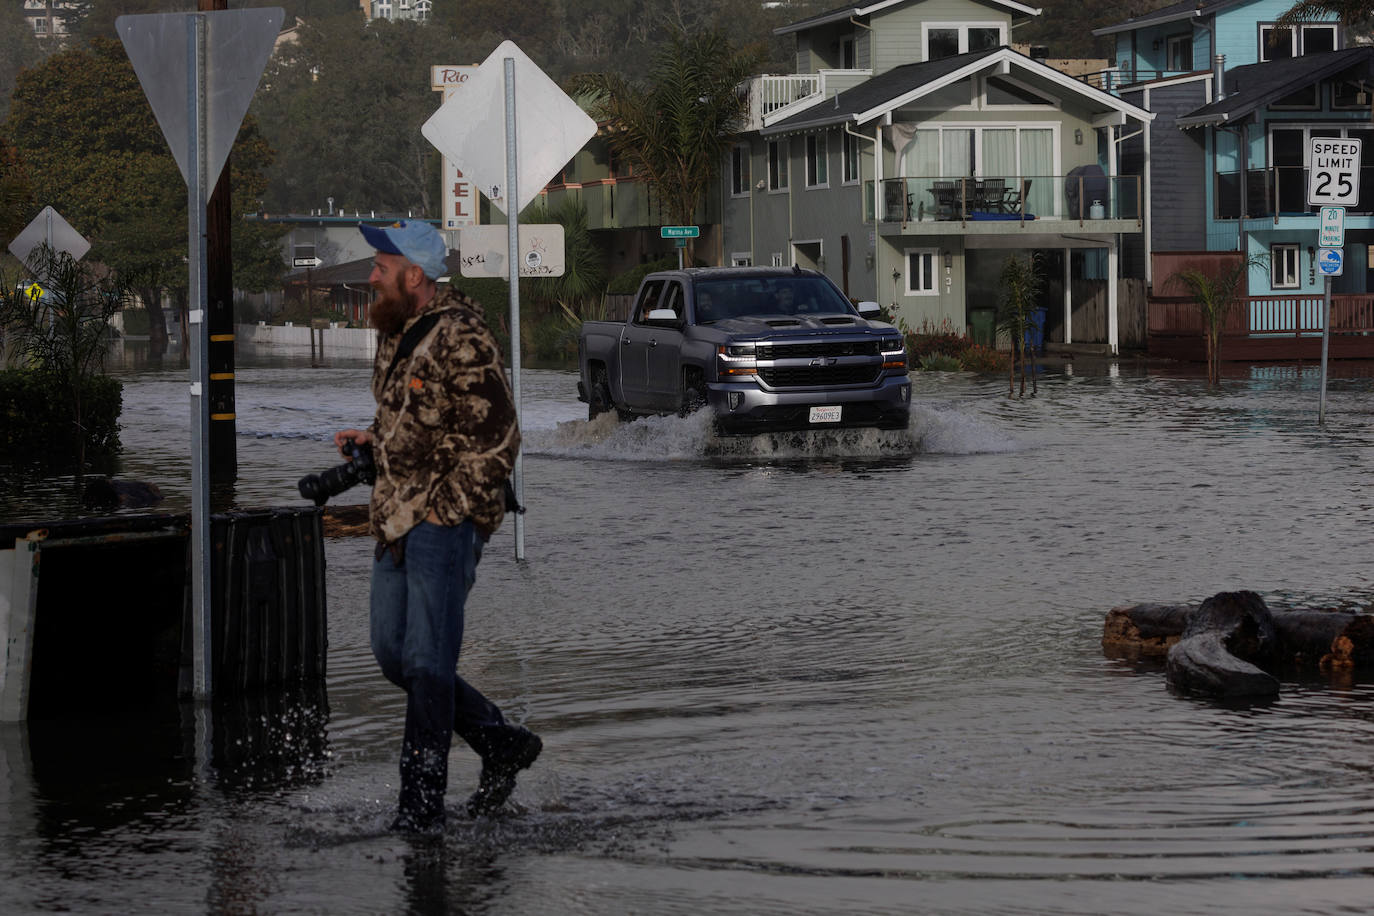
[1092,1,1374,358]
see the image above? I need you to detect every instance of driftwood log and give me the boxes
[321,504,370,537]
[1103,590,1374,697]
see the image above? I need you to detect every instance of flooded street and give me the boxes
[5,348,1374,914]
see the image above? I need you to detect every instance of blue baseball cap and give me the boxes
[359,220,448,280]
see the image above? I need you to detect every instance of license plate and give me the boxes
[809,405,842,423]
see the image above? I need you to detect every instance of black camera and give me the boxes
[298,437,376,506]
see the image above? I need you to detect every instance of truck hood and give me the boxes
[710,314,887,338]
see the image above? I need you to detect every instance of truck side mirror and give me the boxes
[856,301,881,318]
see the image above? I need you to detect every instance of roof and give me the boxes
[1092,0,1244,37]
[1175,47,1374,128]
[760,46,1153,136]
[775,0,1040,36]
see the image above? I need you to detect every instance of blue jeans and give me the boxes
[370,520,514,820]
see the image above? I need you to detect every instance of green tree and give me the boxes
[0,2,44,123]
[571,31,761,262]
[1274,0,1373,32]
[251,14,465,216]
[6,37,286,356]
[0,136,36,246]
[996,252,1045,398]
[1166,254,1267,386]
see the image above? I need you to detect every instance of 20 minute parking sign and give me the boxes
[1308,137,1363,206]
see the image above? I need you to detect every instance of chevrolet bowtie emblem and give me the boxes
[810,357,837,367]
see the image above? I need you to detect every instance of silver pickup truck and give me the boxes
[576,266,911,433]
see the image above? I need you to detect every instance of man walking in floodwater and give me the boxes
[333,219,540,834]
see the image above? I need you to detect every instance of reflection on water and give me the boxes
[5,346,1374,913]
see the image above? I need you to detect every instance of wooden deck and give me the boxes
[1148,294,1374,361]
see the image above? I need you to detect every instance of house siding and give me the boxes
[1121,81,1208,281]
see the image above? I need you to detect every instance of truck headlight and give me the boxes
[717,344,758,377]
[880,336,907,371]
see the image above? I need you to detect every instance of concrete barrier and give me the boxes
[237,322,377,359]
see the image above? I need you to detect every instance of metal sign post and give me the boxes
[118,7,282,699]
[503,57,525,562]
[1307,137,1361,426]
[422,40,596,564]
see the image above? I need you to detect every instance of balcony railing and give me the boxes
[1076,67,1202,92]
[866,175,1142,225]
[1215,166,1374,219]
[1150,293,1374,337]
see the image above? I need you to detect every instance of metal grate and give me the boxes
[758,365,881,387]
[756,341,878,359]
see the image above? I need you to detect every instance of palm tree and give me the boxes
[1166,254,1267,385]
[996,253,1045,398]
[571,31,761,264]
[1275,0,1373,31]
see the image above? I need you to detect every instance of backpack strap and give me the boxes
[382,311,443,390]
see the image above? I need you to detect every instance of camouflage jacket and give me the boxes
[368,287,519,543]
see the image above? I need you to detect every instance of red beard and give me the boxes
[369,275,417,335]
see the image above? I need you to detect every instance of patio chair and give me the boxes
[978,178,1007,213]
[931,180,957,219]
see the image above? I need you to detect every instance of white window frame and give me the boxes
[1166,34,1192,71]
[923,22,1007,60]
[1271,243,1300,289]
[805,134,828,188]
[731,252,752,267]
[730,144,750,197]
[1259,22,1339,61]
[768,139,789,191]
[770,252,785,267]
[904,247,939,296]
[842,132,861,185]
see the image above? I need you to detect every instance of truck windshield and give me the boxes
[692,276,856,324]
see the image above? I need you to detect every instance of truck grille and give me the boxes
[756,340,878,360]
[758,365,882,387]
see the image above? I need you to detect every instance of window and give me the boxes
[771,252,785,267]
[925,23,1007,61]
[633,280,666,323]
[1261,23,1339,61]
[842,132,861,184]
[840,36,856,69]
[1333,80,1371,109]
[1167,35,1192,71]
[1272,244,1300,289]
[33,17,46,34]
[731,144,750,196]
[768,140,789,190]
[805,134,828,187]
[905,248,938,296]
[731,253,752,267]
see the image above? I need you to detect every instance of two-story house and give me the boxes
[721,0,1153,353]
[1093,0,1374,359]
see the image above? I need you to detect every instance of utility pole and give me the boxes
[200,0,237,483]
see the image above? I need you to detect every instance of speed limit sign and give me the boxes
[1308,137,1362,206]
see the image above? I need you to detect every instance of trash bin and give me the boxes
[1024,306,1048,355]
[969,308,996,348]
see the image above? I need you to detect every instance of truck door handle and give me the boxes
[648,339,658,347]
[621,338,630,346]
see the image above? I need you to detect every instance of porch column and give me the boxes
[1108,241,1119,355]
[1062,247,1073,344]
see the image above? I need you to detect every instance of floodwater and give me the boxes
[5,344,1374,914]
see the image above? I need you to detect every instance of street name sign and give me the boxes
[421,41,596,216]
[1320,206,1346,248]
[1308,138,1363,207]
[1318,247,1344,276]
[458,225,565,278]
[661,226,700,239]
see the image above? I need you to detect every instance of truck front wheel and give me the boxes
[678,368,707,418]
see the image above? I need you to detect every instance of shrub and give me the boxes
[0,369,122,464]
[898,317,1010,373]
[607,256,677,294]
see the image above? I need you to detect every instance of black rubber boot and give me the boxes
[465,727,542,817]
[391,741,449,835]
